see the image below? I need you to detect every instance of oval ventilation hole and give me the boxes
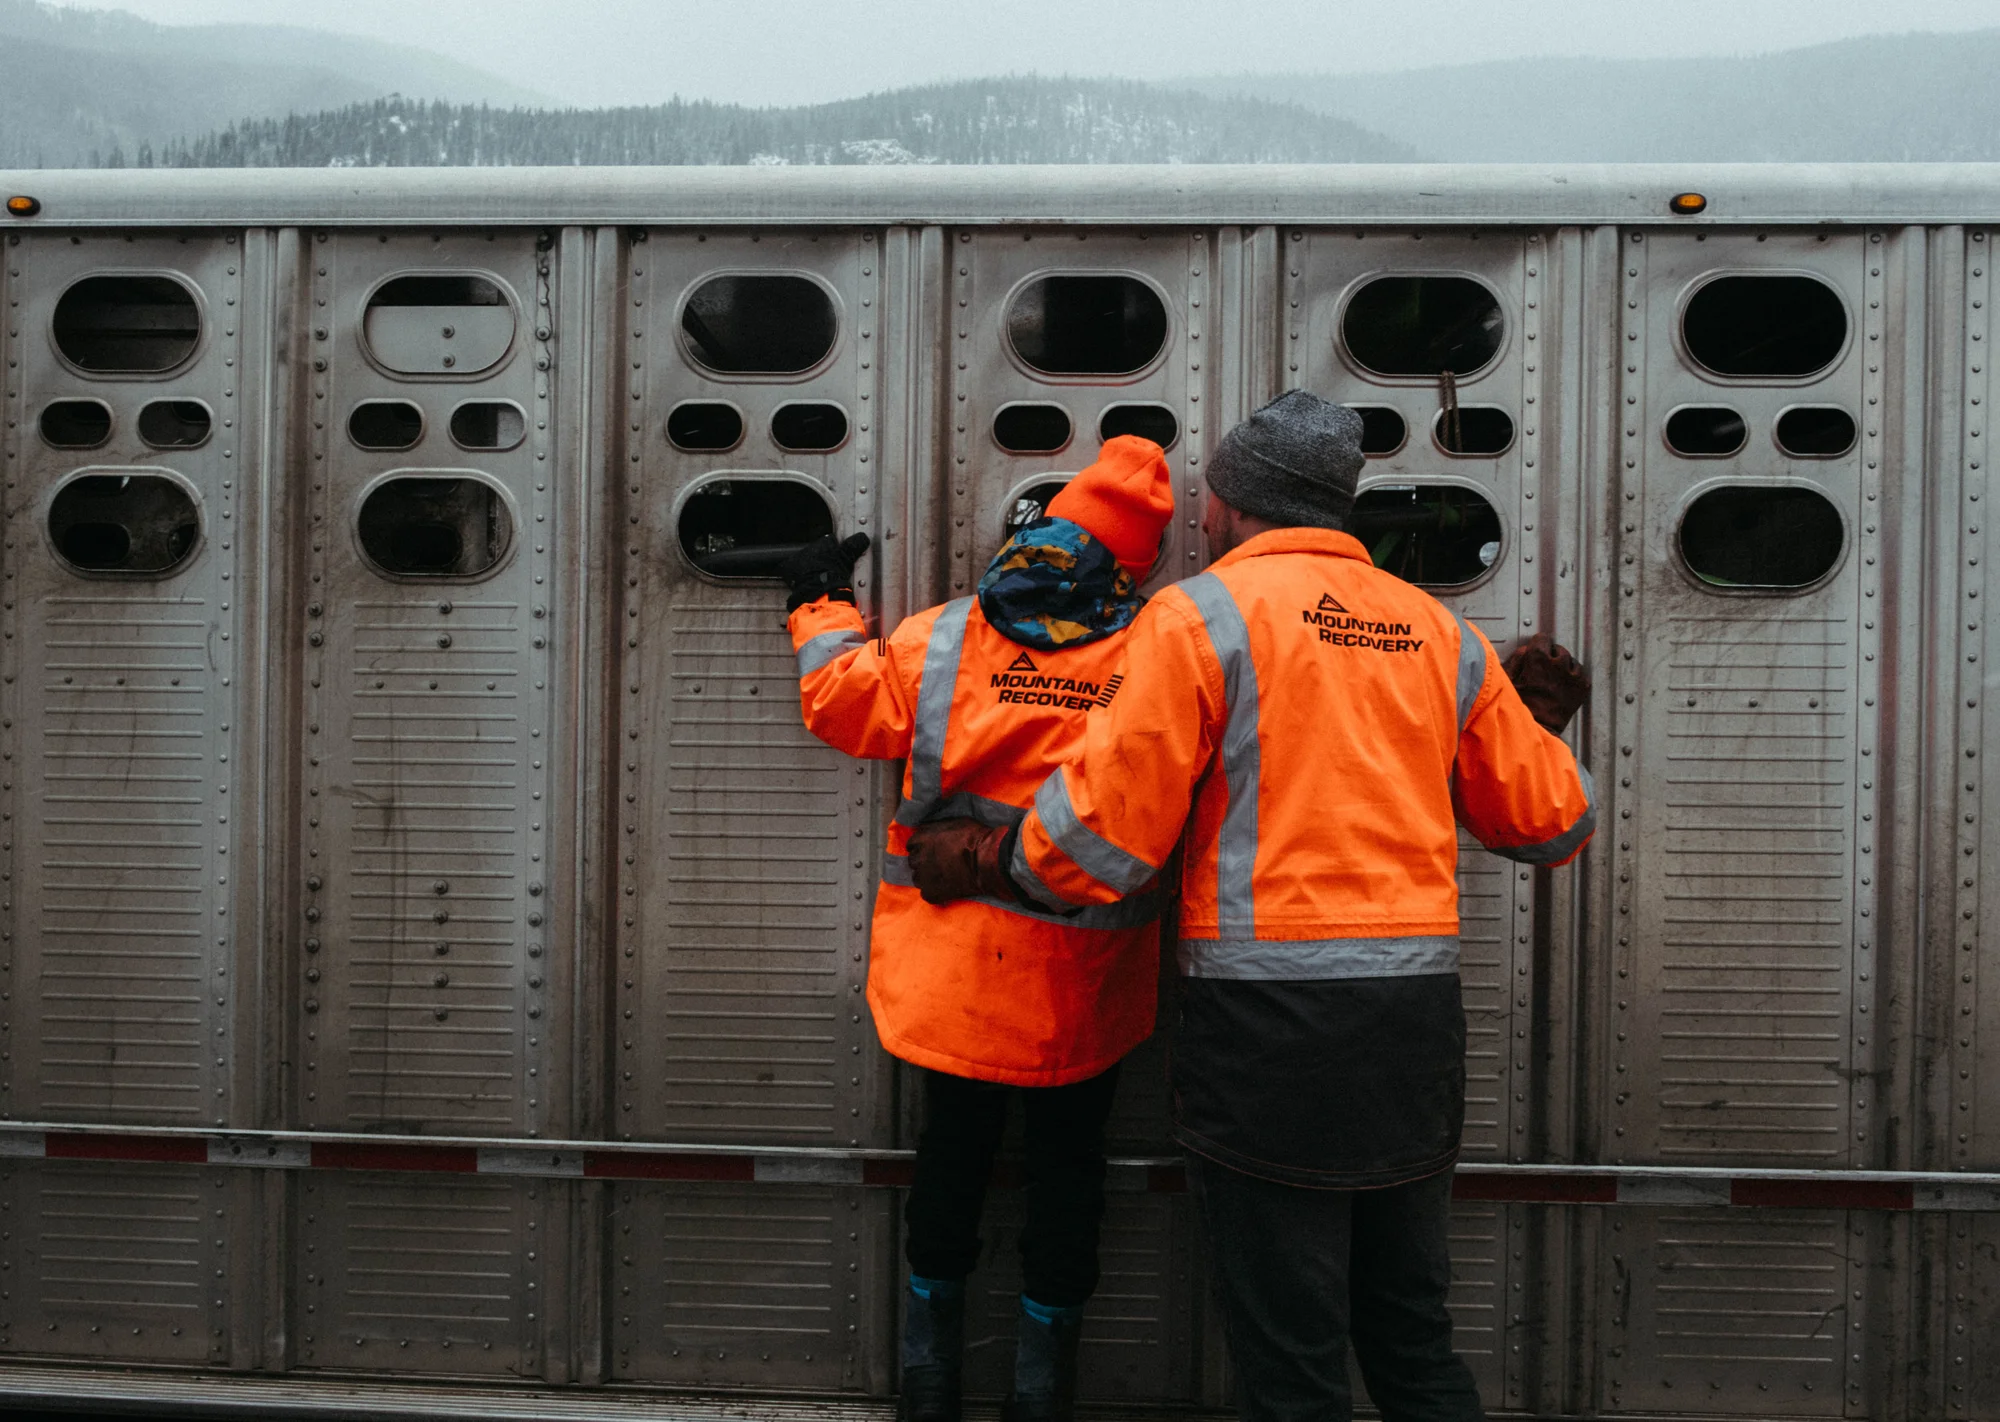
[348,401,424,452]
[39,400,112,449]
[1347,406,1407,457]
[1350,484,1503,588]
[53,275,201,374]
[1007,275,1168,377]
[1343,276,1503,378]
[48,473,200,576]
[681,275,837,375]
[1680,485,1844,589]
[137,400,212,449]
[1683,275,1847,379]
[357,477,513,579]
[1098,403,1179,449]
[449,401,525,452]
[771,403,850,452]
[1005,479,1073,537]
[1433,406,1515,457]
[678,478,835,579]
[1664,406,1747,457]
[363,274,515,376]
[1775,406,1857,458]
[993,404,1073,455]
[666,402,744,452]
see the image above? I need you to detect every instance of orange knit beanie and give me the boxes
[1046,435,1175,573]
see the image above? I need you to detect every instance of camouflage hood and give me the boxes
[976,516,1145,651]
[976,516,1152,652]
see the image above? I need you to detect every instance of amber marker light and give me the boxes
[5,196,40,217]
[1669,192,1708,216]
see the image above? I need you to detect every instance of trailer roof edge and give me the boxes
[6,163,2000,227]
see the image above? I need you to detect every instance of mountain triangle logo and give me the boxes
[1006,651,1039,672]
[1318,593,1351,613]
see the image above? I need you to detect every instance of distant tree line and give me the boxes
[144,78,1416,167]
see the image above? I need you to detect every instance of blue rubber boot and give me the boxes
[1001,1294,1084,1422]
[898,1274,965,1422]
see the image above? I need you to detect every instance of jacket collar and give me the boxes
[1209,526,1372,571]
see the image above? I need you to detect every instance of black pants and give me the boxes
[904,1064,1121,1309]
[1188,1153,1485,1422]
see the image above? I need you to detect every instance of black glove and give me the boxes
[1501,632,1591,735]
[906,819,1028,906]
[780,532,871,613]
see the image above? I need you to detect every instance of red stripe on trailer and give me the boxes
[862,1158,916,1188]
[1455,1173,1618,1204]
[311,1142,479,1174]
[45,1132,205,1164]
[1730,1177,1915,1211]
[583,1151,755,1182]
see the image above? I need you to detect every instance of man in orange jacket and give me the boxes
[781,437,1176,1422]
[909,391,1594,1422]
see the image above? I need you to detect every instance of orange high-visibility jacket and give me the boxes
[789,594,1160,1087]
[1013,527,1595,976]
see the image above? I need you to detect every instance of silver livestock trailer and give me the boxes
[0,163,1992,1420]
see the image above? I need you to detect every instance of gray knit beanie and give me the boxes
[1205,390,1365,531]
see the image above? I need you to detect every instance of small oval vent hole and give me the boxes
[1007,276,1168,377]
[1680,486,1844,589]
[1664,406,1747,457]
[1775,407,1857,458]
[349,401,424,452]
[1005,479,1074,537]
[1344,277,1503,378]
[681,275,837,375]
[449,402,525,452]
[1683,276,1847,379]
[48,474,200,575]
[138,400,212,449]
[1350,484,1503,588]
[994,404,1073,455]
[1349,406,1407,457]
[772,403,849,452]
[1098,403,1179,449]
[667,403,744,452]
[39,400,112,449]
[358,477,513,579]
[53,275,201,374]
[678,478,835,579]
[1435,406,1515,457]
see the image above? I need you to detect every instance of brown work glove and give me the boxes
[1501,632,1591,735]
[906,818,1023,907]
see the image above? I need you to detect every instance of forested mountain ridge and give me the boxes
[0,0,547,168]
[1188,29,2000,162]
[13,0,2000,169]
[151,80,1418,168]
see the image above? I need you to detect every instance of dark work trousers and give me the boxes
[1188,1153,1486,1422]
[903,1064,1121,1309]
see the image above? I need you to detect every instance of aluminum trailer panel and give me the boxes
[0,166,1991,1418]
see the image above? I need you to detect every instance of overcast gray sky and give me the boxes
[62,0,2000,107]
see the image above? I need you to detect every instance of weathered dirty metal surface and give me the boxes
[0,230,253,1130]
[300,230,558,1140]
[0,180,1991,1417]
[1598,228,1878,1414]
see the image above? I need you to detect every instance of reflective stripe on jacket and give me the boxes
[1014,527,1595,972]
[788,595,1159,1087]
